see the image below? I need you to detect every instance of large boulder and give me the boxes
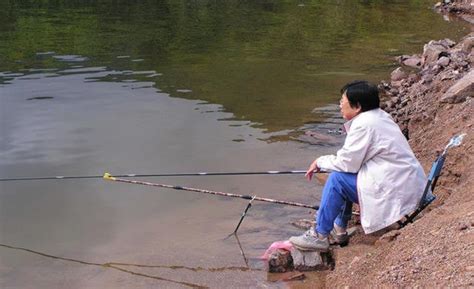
[422,40,451,66]
[441,70,474,103]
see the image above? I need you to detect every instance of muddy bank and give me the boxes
[324,4,473,288]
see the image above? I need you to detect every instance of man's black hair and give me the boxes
[340,80,380,112]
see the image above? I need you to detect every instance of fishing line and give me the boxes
[0,243,206,288]
[0,170,322,182]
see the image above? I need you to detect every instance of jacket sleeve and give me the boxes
[316,124,373,173]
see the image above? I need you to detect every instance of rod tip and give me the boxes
[103,173,116,181]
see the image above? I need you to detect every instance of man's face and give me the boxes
[339,93,361,120]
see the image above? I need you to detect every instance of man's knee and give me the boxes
[327,171,346,184]
[325,172,357,192]
[325,172,358,202]
[323,172,345,196]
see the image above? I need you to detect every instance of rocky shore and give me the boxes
[380,34,472,140]
[435,0,474,24]
[324,2,473,287]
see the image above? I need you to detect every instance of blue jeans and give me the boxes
[316,172,358,236]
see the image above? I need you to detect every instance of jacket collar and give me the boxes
[343,108,380,133]
[343,114,359,133]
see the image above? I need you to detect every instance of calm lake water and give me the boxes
[0,1,469,288]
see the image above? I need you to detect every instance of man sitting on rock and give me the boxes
[289,80,427,251]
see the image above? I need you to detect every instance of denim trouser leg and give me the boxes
[315,172,358,236]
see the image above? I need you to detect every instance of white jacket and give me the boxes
[316,108,427,233]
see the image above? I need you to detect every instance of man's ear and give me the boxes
[351,103,362,113]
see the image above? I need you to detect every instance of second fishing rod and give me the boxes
[103,172,323,235]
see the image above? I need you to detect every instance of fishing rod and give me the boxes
[0,170,324,182]
[103,173,319,210]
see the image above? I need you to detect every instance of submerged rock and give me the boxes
[291,219,315,230]
[295,131,339,145]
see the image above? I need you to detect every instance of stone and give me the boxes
[431,64,442,75]
[267,246,334,272]
[391,80,403,88]
[290,247,334,271]
[458,223,468,231]
[391,96,400,104]
[440,38,455,48]
[350,256,361,267]
[422,40,449,66]
[407,73,419,84]
[441,72,456,81]
[441,70,474,103]
[268,249,293,273]
[421,74,433,84]
[295,131,338,145]
[305,131,337,143]
[402,56,422,68]
[290,248,323,271]
[379,80,390,89]
[460,36,474,54]
[437,56,450,67]
[391,67,407,82]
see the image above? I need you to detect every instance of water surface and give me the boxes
[0,1,469,288]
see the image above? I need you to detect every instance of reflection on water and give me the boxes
[0,65,328,288]
[0,0,469,131]
[0,1,469,288]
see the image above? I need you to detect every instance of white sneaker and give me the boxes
[289,230,329,252]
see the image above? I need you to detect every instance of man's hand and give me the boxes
[305,159,320,181]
